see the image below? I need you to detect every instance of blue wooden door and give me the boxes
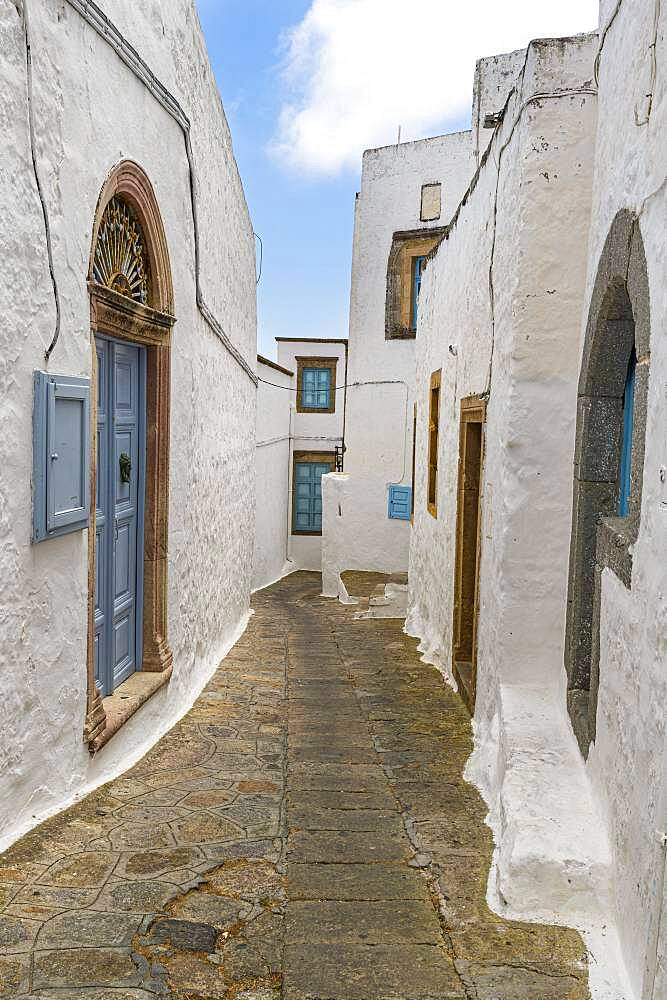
[293,461,330,533]
[94,335,146,697]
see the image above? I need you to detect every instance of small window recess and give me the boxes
[420,183,442,222]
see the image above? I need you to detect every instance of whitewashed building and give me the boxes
[253,338,347,590]
[407,8,667,999]
[321,52,540,595]
[323,134,473,585]
[253,354,295,592]
[0,0,257,850]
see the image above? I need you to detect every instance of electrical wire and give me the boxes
[35,0,258,383]
[594,0,624,85]
[635,0,661,126]
[482,85,598,397]
[257,376,409,483]
[256,376,405,393]
[254,232,263,285]
[21,0,61,363]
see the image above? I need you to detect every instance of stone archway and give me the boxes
[565,210,651,755]
[84,161,176,751]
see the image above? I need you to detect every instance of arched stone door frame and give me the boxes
[84,161,176,751]
[565,210,651,755]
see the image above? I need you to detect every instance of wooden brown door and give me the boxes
[452,396,486,712]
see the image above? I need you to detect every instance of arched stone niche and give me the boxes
[565,210,651,756]
[84,161,176,751]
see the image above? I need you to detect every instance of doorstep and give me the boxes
[89,666,173,754]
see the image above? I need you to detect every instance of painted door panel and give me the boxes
[94,340,109,697]
[95,335,145,697]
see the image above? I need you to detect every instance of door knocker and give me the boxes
[119,452,132,484]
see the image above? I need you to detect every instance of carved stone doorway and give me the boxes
[84,162,176,752]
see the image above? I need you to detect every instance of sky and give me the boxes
[196,0,600,359]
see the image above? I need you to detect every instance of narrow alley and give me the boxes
[0,573,588,999]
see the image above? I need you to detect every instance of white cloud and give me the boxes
[270,0,599,174]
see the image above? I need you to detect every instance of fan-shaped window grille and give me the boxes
[93,197,151,305]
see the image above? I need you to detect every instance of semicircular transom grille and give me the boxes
[93,196,151,305]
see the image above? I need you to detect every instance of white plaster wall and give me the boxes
[0,0,256,849]
[472,48,528,165]
[329,131,475,577]
[407,32,635,997]
[275,339,346,573]
[578,2,667,996]
[253,359,294,591]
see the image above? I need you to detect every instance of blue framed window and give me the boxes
[293,458,333,534]
[618,349,636,517]
[388,484,412,521]
[302,367,331,409]
[411,255,426,331]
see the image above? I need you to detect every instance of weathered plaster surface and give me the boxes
[325,131,475,579]
[472,47,527,164]
[253,358,294,591]
[0,0,256,849]
[407,31,635,998]
[579,2,667,996]
[276,339,346,573]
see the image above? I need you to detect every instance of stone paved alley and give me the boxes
[0,573,589,999]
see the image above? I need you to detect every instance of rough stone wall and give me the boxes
[580,1,667,995]
[253,359,294,591]
[330,131,475,576]
[0,0,256,849]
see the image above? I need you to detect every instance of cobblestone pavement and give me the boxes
[0,571,590,999]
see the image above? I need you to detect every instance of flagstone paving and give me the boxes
[0,571,590,999]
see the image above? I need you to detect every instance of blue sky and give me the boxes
[196,0,599,359]
[197,0,361,358]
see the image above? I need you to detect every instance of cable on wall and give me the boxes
[635,0,661,126]
[21,0,62,363]
[254,232,263,285]
[256,376,409,483]
[482,85,598,398]
[594,0,624,85]
[34,0,257,383]
[256,376,405,393]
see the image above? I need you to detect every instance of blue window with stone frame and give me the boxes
[411,255,427,331]
[302,367,331,409]
[292,459,332,534]
[618,349,636,517]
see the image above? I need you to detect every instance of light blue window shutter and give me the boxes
[302,367,331,409]
[313,461,330,530]
[412,255,426,330]
[33,372,91,541]
[388,484,412,520]
[316,368,331,408]
[302,368,318,408]
[293,461,331,532]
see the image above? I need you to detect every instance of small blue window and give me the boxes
[411,256,426,331]
[618,349,636,517]
[302,367,331,409]
[33,371,91,542]
[388,484,412,521]
[293,461,331,533]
